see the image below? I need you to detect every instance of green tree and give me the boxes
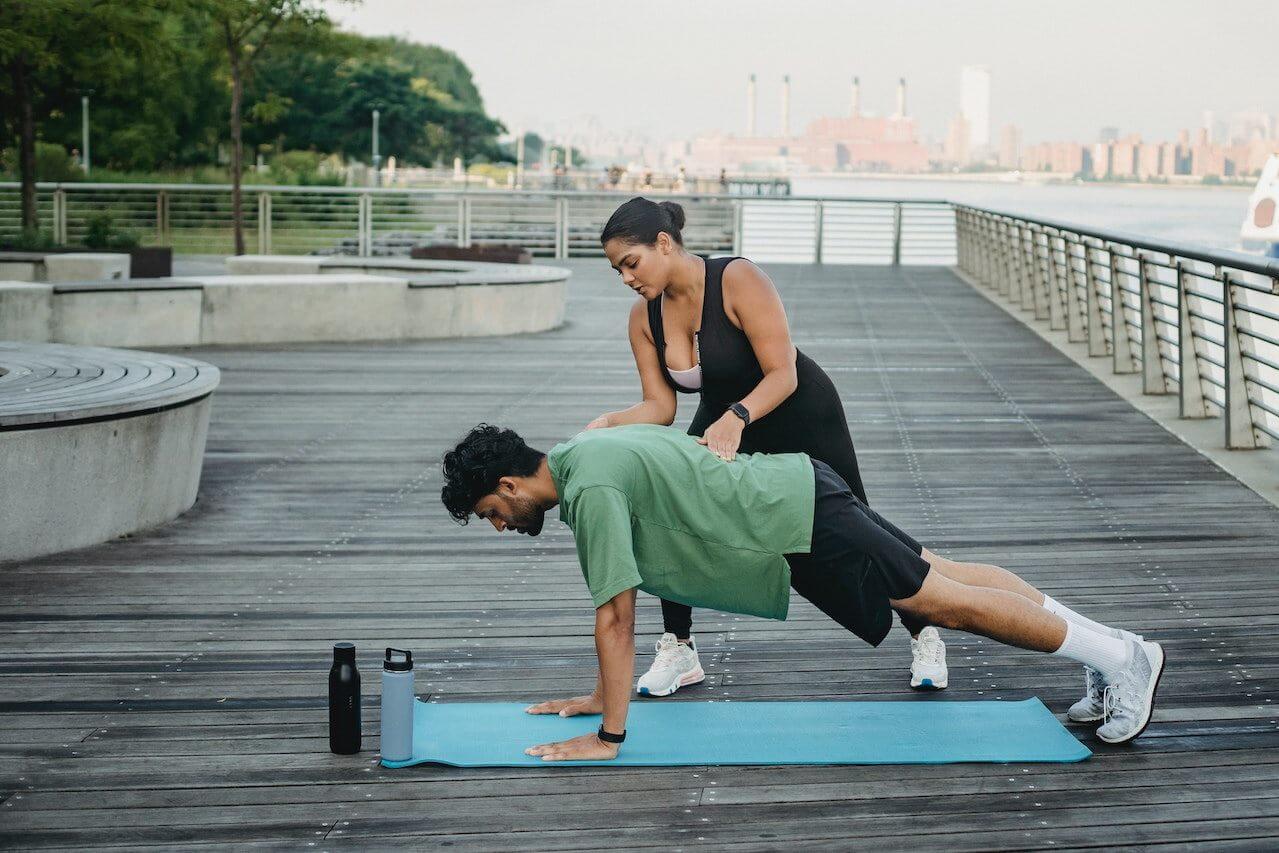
[372,39,484,109]
[0,0,165,235]
[336,60,449,164]
[40,7,226,172]
[206,0,335,254]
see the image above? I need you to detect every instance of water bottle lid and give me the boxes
[384,647,413,672]
[333,642,356,663]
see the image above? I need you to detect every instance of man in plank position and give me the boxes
[440,423,1165,761]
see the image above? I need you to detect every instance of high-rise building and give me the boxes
[959,65,991,151]
[1099,126,1120,143]
[997,124,1022,169]
[945,115,971,165]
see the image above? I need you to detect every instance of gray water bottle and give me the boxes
[380,647,415,762]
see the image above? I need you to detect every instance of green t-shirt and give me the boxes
[547,424,815,620]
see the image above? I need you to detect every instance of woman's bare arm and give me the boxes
[722,260,799,421]
[590,299,677,428]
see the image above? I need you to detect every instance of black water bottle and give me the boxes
[329,642,361,754]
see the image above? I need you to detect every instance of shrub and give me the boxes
[82,211,141,250]
[0,142,83,182]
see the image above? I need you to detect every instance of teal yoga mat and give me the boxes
[381,698,1090,767]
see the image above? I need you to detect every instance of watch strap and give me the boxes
[597,725,626,744]
[729,402,751,425]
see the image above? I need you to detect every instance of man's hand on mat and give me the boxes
[524,693,603,717]
[697,413,744,462]
[525,731,620,762]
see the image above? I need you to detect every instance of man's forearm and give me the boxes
[595,621,635,734]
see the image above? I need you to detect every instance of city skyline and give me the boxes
[323,0,1278,149]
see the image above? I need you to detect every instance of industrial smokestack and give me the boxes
[850,76,861,117]
[895,77,907,118]
[782,74,791,137]
[747,73,757,136]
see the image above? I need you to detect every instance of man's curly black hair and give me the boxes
[440,424,545,523]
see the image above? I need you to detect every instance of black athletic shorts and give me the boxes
[785,459,931,647]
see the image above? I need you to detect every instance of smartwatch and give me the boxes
[729,401,751,426]
[597,726,626,744]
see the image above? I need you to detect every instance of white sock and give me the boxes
[1052,622,1130,681]
[1042,594,1123,639]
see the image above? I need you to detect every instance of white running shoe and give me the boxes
[1067,667,1107,723]
[1067,630,1142,724]
[636,633,705,697]
[1096,638,1165,744]
[910,626,948,689]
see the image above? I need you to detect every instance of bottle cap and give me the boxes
[384,647,413,672]
[333,642,356,663]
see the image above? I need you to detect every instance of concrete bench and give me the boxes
[0,342,220,562]
[0,258,570,347]
[0,251,131,282]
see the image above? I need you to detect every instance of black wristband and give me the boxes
[729,401,751,425]
[597,725,626,744]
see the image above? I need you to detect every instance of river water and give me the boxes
[792,175,1254,252]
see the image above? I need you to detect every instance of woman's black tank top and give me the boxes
[647,256,766,407]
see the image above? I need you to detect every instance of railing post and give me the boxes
[1177,262,1210,418]
[995,218,1011,297]
[554,197,568,259]
[257,192,271,255]
[1083,242,1108,357]
[1004,221,1021,305]
[357,192,371,257]
[1046,231,1067,330]
[1222,272,1267,448]
[813,200,824,264]
[732,199,743,256]
[1021,225,1037,313]
[1063,235,1086,343]
[1032,229,1052,323]
[982,213,992,286]
[1138,254,1170,394]
[53,188,67,244]
[1005,220,1023,305]
[1110,249,1138,374]
[457,197,471,248]
[156,190,169,246]
[891,202,902,266]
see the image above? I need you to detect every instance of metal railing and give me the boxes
[956,204,1279,451]
[0,182,956,265]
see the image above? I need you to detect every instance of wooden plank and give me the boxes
[2,260,1278,848]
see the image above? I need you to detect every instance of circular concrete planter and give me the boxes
[0,343,220,563]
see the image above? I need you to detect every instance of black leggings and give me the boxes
[660,399,869,639]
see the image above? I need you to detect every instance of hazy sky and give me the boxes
[323,0,1278,145]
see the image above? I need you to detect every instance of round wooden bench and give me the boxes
[0,342,220,562]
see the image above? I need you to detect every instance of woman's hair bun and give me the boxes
[658,200,686,232]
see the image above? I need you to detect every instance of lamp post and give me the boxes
[81,94,91,175]
[371,108,381,186]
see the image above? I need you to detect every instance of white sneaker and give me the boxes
[909,626,948,689]
[1068,630,1142,724]
[636,633,705,697]
[1096,638,1165,744]
[1067,667,1107,723]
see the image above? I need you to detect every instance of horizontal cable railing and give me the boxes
[955,204,1279,451]
[0,182,955,265]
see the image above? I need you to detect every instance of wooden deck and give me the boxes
[3,260,1278,850]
